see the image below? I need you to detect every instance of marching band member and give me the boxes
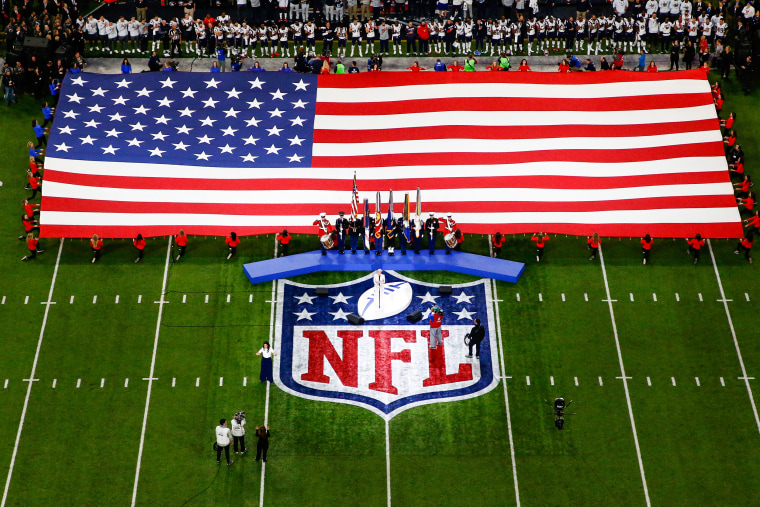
[373,211,384,256]
[425,212,440,254]
[335,211,349,254]
[313,212,334,255]
[440,212,457,255]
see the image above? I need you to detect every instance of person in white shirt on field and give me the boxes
[257,342,276,382]
[231,412,247,455]
[215,419,234,466]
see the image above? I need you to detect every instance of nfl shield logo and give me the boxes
[274,272,501,420]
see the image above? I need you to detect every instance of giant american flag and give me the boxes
[40,70,742,239]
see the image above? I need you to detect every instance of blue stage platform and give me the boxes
[243,251,525,285]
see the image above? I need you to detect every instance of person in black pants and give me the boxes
[465,318,486,358]
[255,425,270,462]
[348,217,362,254]
[335,211,349,254]
[215,419,234,466]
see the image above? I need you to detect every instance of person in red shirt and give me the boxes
[28,171,41,200]
[738,192,756,214]
[641,234,653,265]
[276,229,292,257]
[612,51,624,70]
[720,112,735,132]
[687,233,705,264]
[734,175,752,197]
[558,59,570,72]
[175,229,188,261]
[734,231,754,263]
[587,233,601,261]
[711,81,722,100]
[647,61,657,72]
[744,210,760,232]
[91,234,103,263]
[406,61,425,71]
[226,231,240,260]
[532,232,549,262]
[21,233,43,261]
[492,232,504,258]
[449,60,464,71]
[23,199,40,219]
[723,129,737,148]
[133,233,146,263]
[486,60,502,71]
[313,212,334,255]
[729,159,744,177]
[428,306,444,350]
[454,229,464,251]
[518,59,531,71]
[28,157,42,187]
[714,93,723,114]
[19,214,39,240]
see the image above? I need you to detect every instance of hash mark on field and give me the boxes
[244,377,247,386]
[671,377,676,386]
[115,295,119,304]
[1,296,5,305]
[561,294,565,302]
[24,296,29,305]
[219,377,223,387]
[698,293,703,302]
[526,376,530,386]
[695,377,700,387]
[195,377,200,387]
[720,377,725,386]
[249,294,253,303]
[516,293,520,302]
[584,293,588,302]
[100,378,105,388]
[70,295,74,304]
[675,293,680,302]
[538,293,542,302]
[52,379,56,389]
[550,376,555,386]
[226,294,230,303]
[598,376,603,386]
[182,295,186,303]
[76,379,81,388]
[205,295,209,303]
[630,293,634,302]
[746,293,750,302]
[125,378,129,388]
[574,377,579,386]
[138,295,142,304]
[172,377,176,387]
[93,295,97,304]
[647,377,651,386]
[652,293,657,302]
[3,380,7,389]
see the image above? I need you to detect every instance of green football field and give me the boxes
[1,74,760,506]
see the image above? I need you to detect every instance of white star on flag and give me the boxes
[269,108,284,118]
[178,107,195,117]
[63,110,80,119]
[220,126,238,136]
[219,144,235,154]
[109,112,125,122]
[267,126,283,136]
[241,153,258,162]
[112,95,129,105]
[270,89,287,100]
[102,145,119,155]
[288,153,304,163]
[453,292,475,304]
[225,88,242,99]
[452,308,476,321]
[248,77,265,89]
[55,142,72,152]
[204,78,222,89]
[290,116,306,126]
[224,107,240,118]
[197,134,214,144]
[247,98,263,109]
[157,96,174,107]
[58,126,75,135]
[136,87,153,97]
[154,115,171,125]
[329,293,352,305]
[173,141,190,151]
[91,87,107,97]
[294,292,317,305]
[199,116,217,127]
[80,135,96,144]
[88,104,105,113]
[288,136,305,146]
[126,138,144,147]
[152,132,169,141]
[293,79,309,91]
[160,77,177,88]
[293,308,316,321]
[84,120,101,128]
[245,116,261,127]
[291,99,308,109]
[243,135,259,145]
[176,125,193,135]
[203,97,219,108]
[328,308,351,321]
[130,122,146,131]
[265,144,282,155]
[149,147,166,157]
[133,105,149,115]
[180,87,197,98]
[195,151,211,161]
[115,78,131,88]
[69,76,87,86]
[67,93,83,103]
[104,128,122,137]
[417,292,439,304]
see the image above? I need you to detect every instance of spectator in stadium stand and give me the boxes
[27,171,41,201]
[257,341,276,382]
[735,231,754,263]
[175,230,188,261]
[321,60,331,73]
[41,102,55,128]
[518,59,531,71]
[587,232,601,261]
[20,214,39,240]
[32,119,48,149]
[91,234,103,263]
[567,54,582,71]
[23,200,40,219]
[276,229,292,256]
[531,232,549,262]
[738,192,756,215]
[21,233,43,262]
[226,232,241,260]
[641,234,653,265]
[734,174,752,198]
[492,232,504,258]
[647,60,658,72]
[744,210,760,232]
[254,424,271,462]
[133,233,146,263]
[121,58,132,74]
[558,59,570,72]
[407,61,425,71]
[635,50,646,71]
[687,233,705,264]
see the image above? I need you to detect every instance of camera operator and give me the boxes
[231,412,248,454]
[465,318,485,358]
[215,418,234,466]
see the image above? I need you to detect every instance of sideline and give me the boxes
[260,237,278,507]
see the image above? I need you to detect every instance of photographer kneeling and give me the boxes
[465,318,486,358]
[232,412,247,455]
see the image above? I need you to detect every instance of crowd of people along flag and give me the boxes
[39,70,742,239]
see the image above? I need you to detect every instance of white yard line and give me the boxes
[385,420,392,507]
[491,279,520,507]
[598,245,651,507]
[130,237,173,507]
[260,237,278,507]
[707,240,760,434]
[2,239,64,507]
